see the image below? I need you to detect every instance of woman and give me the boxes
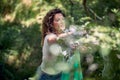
[39,8,73,80]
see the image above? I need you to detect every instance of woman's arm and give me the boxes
[57,32,73,39]
[47,32,73,44]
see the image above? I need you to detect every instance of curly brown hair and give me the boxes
[41,8,65,45]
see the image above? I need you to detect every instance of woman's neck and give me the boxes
[46,30,63,36]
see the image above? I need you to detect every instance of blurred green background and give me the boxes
[0,0,120,80]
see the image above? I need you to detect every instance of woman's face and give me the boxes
[53,13,65,33]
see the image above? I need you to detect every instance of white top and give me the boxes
[40,33,64,75]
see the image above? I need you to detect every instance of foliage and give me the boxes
[75,22,120,80]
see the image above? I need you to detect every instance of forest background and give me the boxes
[0,0,120,80]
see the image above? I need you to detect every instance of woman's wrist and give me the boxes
[67,31,73,35]
[57,31,72,39]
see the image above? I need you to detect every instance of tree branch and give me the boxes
[82,0,88,12]
[82,0,102,20]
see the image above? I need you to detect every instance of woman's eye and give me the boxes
[55,18,65,22]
